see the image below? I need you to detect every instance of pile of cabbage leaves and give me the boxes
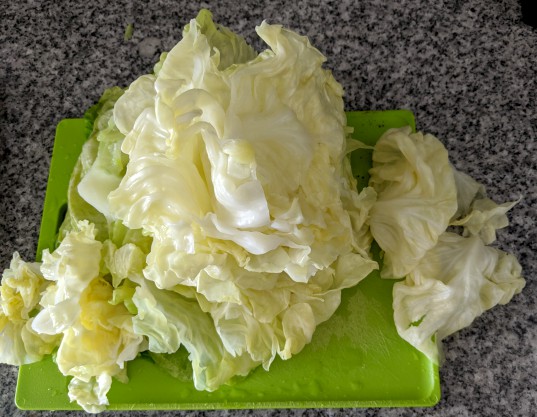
[0,10,524,413]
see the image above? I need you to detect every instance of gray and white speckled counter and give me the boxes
[1,0,535,416]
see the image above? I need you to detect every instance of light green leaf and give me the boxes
[393,232,525,363]
[369,127,458,278]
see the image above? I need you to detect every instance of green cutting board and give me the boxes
[15,110,440,411]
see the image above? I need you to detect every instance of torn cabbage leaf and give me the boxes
[450,168,521,244]
[0,253,60,365]
[31,222,145,413]
[368,128,524,362]
[451,197,520,245]
[451,168,486,219]
[393,232,525,363]
[61,277,144,413]
[369,126,458,278]
[131,279,258,391]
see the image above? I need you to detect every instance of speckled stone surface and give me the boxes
[0,0,535,416]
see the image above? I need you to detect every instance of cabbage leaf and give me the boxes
[393,232,525,362]
[450,168,521,244]
[0,253,60,365]
[31,222,145,413]
[369,127,458,278]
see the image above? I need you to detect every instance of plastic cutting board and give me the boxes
[15,110,440,411]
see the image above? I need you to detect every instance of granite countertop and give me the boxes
[1,0,535,416]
